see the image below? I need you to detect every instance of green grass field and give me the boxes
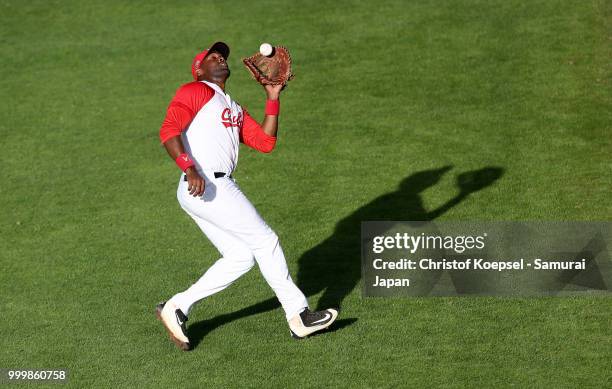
[1,0,611,387]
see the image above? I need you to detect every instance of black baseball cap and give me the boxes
[206,41,230,59]
[191,41,230,80]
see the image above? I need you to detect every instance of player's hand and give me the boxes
[185,167,205,197]
[264,84,283,100]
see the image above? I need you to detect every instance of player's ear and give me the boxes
[196,67,204,80]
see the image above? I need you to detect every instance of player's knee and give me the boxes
[261,231,280,249]
[226,248,255,266]
[242,229,281,253]
[242,254,256,268]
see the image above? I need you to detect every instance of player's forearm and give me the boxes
[261,91,280,136]
[261,114,278,137]
[163,136,186,160]
[164,136,198,174]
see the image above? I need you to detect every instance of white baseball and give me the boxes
[259,43,273,56]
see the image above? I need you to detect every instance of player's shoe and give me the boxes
[155,301,191,351]
[288,308,339,339]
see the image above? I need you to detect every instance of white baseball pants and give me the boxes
[168,172,308,321]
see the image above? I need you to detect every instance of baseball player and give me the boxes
[156,42,338,350]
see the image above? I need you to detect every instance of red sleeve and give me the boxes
[159,82,214,143]
[239,110,277,153]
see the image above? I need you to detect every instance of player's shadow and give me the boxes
[187,165,504,347]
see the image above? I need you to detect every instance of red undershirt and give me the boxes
[159,81,276,153]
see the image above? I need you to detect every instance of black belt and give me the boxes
[183,172,230,181]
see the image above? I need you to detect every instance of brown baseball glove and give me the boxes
[242,46,294,86]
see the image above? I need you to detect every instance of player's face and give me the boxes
[200,51,230,80]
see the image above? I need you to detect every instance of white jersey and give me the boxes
[182,81,244,175]
[159,80,277,175]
